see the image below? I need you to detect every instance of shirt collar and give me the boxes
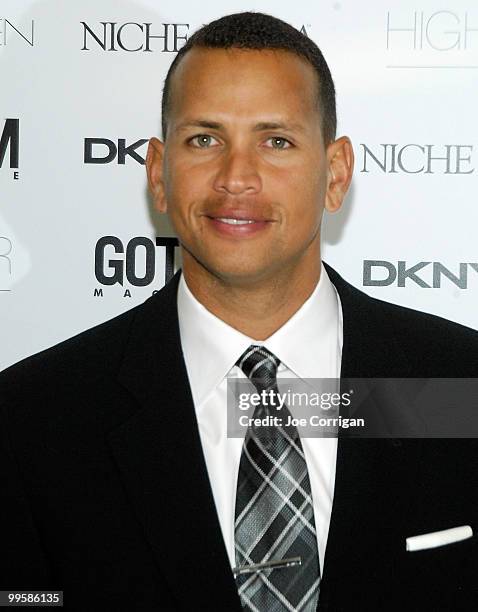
[177,263,340,407]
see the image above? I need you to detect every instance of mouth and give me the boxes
[204,211,274,237]
[214,217,258,225]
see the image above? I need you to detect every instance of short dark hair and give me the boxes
[161,12,337,144]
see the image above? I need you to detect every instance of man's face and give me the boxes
[148,47,351,287]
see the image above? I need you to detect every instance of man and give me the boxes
[1,11,477,612]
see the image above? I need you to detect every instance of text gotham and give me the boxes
[94,236,179,289]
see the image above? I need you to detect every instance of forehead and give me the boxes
[168,47,319,125]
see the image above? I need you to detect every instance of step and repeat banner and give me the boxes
[1,0,477,369]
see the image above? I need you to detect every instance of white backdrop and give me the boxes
[1,0,477,370]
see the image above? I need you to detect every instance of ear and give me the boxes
[146,137,167,213]
[325,136,354,213]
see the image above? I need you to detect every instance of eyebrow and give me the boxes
[175,119,305,133]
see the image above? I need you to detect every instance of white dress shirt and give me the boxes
[177,263,343,573]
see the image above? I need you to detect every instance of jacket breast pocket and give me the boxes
[401,536,476,609]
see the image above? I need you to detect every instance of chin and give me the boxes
[186,247,279,285]
[211,264,280,287]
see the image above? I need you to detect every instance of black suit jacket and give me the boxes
[1,265,478,611]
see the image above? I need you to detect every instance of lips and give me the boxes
[206,208,274,223]
[204,209,274,237]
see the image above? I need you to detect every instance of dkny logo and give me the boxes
[81,21,189,52]
[84,138,148,165]
[363,261,478,289]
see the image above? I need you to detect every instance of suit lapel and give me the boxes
[319,265,420,608]
[107,274,242,611]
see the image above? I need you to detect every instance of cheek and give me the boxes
[282,169,325,221]
[167,158,211,202]
[164,169,204,222]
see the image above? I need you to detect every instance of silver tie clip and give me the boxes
[233,556,302,577]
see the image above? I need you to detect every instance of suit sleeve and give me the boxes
[0,400,52,589]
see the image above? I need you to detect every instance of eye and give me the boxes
[264,137,293,150]
[188,134,219,148]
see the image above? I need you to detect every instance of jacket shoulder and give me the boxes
[378,296,477,341]
[363,292,477,374]
[325,262,478,375]
[0,304,139,393]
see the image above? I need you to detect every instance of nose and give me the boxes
[213,147,262,195]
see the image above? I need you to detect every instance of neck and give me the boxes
[181,251,322,341]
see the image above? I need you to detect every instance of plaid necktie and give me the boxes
[234,345,320,612]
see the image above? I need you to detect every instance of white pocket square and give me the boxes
[406,525,473,552]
